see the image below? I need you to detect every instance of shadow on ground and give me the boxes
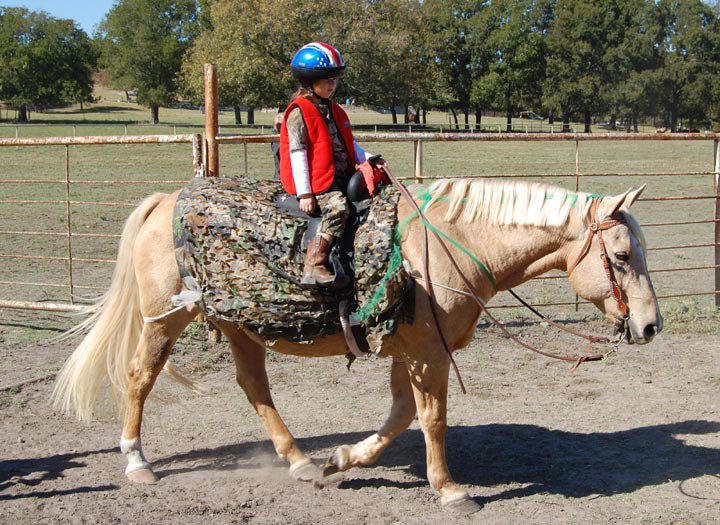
[0,447,118,500]
[2,421,717,502]
[151,419,719,500]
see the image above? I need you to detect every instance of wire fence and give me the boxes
[0,131,718,314]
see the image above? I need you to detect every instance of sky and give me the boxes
[2,0,116,35]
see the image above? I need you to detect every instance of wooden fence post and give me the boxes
[65,146,74,304]
[414,140,424,184]
[192,134,203,177]
[575,139,581,312]
[714,139,720,307]
[203,63,222,343]
[204,63,219,178]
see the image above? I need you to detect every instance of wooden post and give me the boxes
[575,139,580,312]
[203,64,222,343]
[192,134,203,177]
[65,146,74,304]
[714,139,720,307]
[243,143,249,177]
[204,63,219,177]
[414,140,424,183]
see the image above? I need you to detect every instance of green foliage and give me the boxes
[97,0,201,123]
[479,0,551,129]
[0,7,97,121]
[424,0,489,126]
[179,0,361,110]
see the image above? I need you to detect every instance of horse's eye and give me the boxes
[615,252,629,262]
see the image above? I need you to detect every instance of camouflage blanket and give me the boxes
[173,176,413,352]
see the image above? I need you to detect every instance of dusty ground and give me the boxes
[1,310,719,525]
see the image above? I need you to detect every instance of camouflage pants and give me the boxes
[316,190,349,238]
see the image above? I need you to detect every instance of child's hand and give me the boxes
[299,195,317,214]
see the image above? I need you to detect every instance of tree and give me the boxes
[424,0,489,129]
[650,0,720,131]
[344,1,429,124]
[98,0,201,124]
[544,0,627,132]
[0,7,97,122]
[180,0,360,123]
[479,0,552,131]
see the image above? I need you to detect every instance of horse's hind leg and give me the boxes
[121,311,194,484]
[323,356,416,475]
[220,322,320,481]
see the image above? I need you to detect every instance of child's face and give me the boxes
[312,77,339,99]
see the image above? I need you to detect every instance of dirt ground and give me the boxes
[1,310,719,525]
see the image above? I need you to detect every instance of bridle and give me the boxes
[381,166,632,392]
[566,198,630,337]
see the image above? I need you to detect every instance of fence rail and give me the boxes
[1,131,719,313]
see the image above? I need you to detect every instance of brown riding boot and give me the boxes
[301,234,335,287]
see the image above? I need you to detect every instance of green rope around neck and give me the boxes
[356,185,601,323]
[396,186,499,292]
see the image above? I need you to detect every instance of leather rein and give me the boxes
[381,166,630,391]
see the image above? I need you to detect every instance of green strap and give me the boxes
[396,186,498,292]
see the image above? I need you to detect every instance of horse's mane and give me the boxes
[426,178,595,227]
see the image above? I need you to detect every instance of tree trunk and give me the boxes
[633,115,639,133]
[422,108,427,125]
[562,112,571,133]
[17,104,28,123]
[151,105,159,124]
[404,105,409,124]
[505,87,513,132]
[548,110,554,125]
[234,106,242,124]
[125,91,131,103]
[391,106,397,124]
[463,108,469,130]
[475,107,482,130]
[450,108,459,130]
[670,92,679,132]
[248,108,255,125]
[609,113,617,131]
[625,118,631,133]
[584,111,591,133]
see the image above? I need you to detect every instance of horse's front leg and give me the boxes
[323,356,416,475]
[406,353,481,514]
[220,322,320,481]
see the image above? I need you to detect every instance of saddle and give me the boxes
[173,175,413,353]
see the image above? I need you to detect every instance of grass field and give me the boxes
[0,85,661,134]
[0,87,717,322]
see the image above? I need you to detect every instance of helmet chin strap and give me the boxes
[299,80,332,104]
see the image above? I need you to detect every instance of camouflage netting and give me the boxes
[173,176,413,351]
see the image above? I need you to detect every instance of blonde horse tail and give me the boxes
[52,193,168,422]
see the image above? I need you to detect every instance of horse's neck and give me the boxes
[482,225,572,291]
[428,212,582,294]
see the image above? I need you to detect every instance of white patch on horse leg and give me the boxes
[120,435,151,474]
[350,433,383,466]
[329,445,352,471]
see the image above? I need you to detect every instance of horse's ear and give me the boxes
[598,189,631,219]
[622,185,645,208]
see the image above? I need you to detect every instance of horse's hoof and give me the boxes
[322,461,340,477]
[322,445,350,477]
[289,459,321,482]
[442,494,482,515]
[127,468,158,485]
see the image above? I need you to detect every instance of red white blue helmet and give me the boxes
[290,42,346,82]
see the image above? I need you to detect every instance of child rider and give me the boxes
[279,42,382,288]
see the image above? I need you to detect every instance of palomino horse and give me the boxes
[53,178,662,513]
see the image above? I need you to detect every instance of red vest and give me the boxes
[280,97,357,195]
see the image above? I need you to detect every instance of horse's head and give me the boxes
[566,186,662,344]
